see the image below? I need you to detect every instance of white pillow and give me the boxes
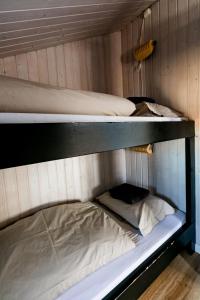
[96,192,175,236]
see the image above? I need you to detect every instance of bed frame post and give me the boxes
[185,137,195,250]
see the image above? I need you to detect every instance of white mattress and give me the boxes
[0,112,186,123]
[57,210,185,300]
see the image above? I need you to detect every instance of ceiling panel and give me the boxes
[0,0,156,58]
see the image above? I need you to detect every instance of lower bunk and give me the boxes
[0,195,191,300]
[105,219,193,300]
[60,211,185,300]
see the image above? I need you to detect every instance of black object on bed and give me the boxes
[109,183,149,204]
[0,119,195,300]
[127,96,155,105]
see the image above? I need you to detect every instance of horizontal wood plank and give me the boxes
[0,0,155,11]
[0,25,110,49]
[0,3,143,24]
[0,16,114,41]
[0,30,108,58]
[0,0,156,57]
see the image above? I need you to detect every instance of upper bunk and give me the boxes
[0,75,195,169]
[0,116,194,169]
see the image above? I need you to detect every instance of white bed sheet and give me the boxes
[57,210,185,300]
[0,112,186,123]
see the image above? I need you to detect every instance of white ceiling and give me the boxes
[0,0,156,58]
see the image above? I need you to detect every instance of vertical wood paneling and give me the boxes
[127,24,134,97]
[55,45,66,88]
[0,172,8,226]
[16,166,30,213]
[176,0,188,113]
[177,139,186,211]
[0,150,126,227]
[3,168,20,219]
[96,36,106,93]
[37,49,49,84]
[36,163,49,205]
[122,0,200,247]
[78,40,89,90]
[27,165,41,208]
[78,156,88,201]
[144,7,153,97]
[27,51,39,82]
[126,150,149,189]
[72,157,82,200]
[159,0,169,106]
[3,56,17,77]
[168,0,177,109]
[47,161,59,203]
[121,26,129,97]
[140,18,146,97]
[70,41,82,89]
[56,160,67,201]
[187,0,199,120]
[85,38,94,91]
[132,20,141,96]
[47,47,58,86]
[89,37,98,91]
[16,54,28,80]
[64,43,74,89]
[151,1,160,100]
[0,59,5,75]
[104,31,123,96]
[0,32,124,227]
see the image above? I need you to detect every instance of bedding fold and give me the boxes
[0,202,135,300]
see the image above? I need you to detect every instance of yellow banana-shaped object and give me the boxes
[134,40,156,62]
[130,144,153,155]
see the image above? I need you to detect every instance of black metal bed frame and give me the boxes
[0,120,195,299]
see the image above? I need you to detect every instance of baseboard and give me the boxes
[194,243,200,254]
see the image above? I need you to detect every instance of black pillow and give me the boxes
[109,183,149,204]
[127,96,155,105]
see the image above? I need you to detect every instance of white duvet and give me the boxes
[0,202,135,300]
[0,75,135,116]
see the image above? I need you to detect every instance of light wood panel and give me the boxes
[0,30,109,58]
[122,0,200,247]
[0,3,148,24]
[139,251,200,300]
[0,151,126,228]
[104,31,123,96]
[1,35,112,91]
[0,0,155,11]
[126,139,186,212]
[0,32,125,227]
[0,0,156,58]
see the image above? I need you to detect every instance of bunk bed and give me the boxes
[0,114,195,300]
[0,0,196,298]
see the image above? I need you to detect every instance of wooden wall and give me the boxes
[0,32,126,228]
[0,33,122,93]
[1,39,104,90]
[121,0,199,249]
[0,151,126,228]
[126,141,186,213]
